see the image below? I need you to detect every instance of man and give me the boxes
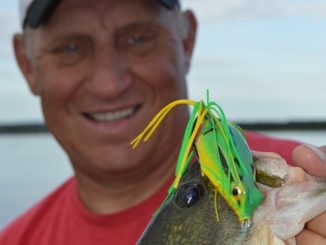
[0,0,325,244]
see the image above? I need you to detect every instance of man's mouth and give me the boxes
[83,106,140,122]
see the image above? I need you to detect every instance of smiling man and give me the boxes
[18,0,192,206]
[0,0,325,244]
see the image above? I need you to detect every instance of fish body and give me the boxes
[137,153,326,245]
[137,162,251,245]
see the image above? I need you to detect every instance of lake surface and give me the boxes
[0,131,325,229]
[0,134,72,229]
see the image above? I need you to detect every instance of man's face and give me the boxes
[18,0,196,180]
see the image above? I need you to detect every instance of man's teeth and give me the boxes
[89,108,135,122]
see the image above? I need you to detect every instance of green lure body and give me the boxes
[131,92,264,222]
[194,112,263,221]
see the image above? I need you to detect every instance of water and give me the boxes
[0,131,325,229]
[261,130,326,146]
[0,134,72,229]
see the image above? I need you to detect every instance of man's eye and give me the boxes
[64,43,80,53]
[128,35,145,44]
[51,42,87,66]
[52,43,80,55]
[119,32,157,55]
[53,43,80,54]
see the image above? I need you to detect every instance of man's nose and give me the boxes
[86,48,132,99]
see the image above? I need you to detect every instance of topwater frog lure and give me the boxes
[131,91,263,222]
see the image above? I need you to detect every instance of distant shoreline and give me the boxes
[0,123,48,134]
[0,121,326,134]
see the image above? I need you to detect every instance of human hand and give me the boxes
[292,144,326,244]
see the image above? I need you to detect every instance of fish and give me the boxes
[137,161,251,245]
[136,151,326,245]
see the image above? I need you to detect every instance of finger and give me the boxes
[306,212,326,238]
[292,144,326,177]
[296,229,326,245]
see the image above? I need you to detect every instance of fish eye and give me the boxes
[175,183,204,208]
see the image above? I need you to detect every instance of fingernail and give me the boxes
[303,144,326,163]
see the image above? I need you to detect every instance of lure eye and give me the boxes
[175,183,204,208]
[231,185,244,207]
[232,186,243,198]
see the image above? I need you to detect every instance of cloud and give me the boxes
[283,2,326,17]
[182,0,326,22]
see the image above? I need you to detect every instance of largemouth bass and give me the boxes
[137,152,326,245]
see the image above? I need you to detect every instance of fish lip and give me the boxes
[82,104,141,122]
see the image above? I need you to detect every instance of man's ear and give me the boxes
[182,10,197,74]
[13,33,40,95]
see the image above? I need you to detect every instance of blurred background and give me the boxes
[0,0,325,228]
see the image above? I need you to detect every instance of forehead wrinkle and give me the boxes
[44,5,102,33]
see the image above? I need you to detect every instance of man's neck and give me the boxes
[74,150,178,215]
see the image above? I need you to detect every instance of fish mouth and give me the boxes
[83,105,141,123]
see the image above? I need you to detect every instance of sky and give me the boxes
[0,0,325,123]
